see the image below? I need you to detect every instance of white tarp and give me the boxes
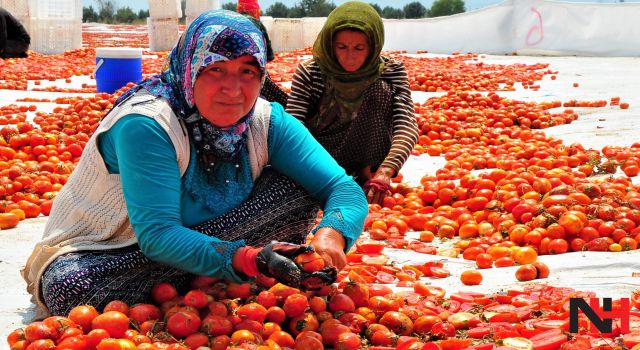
[268,0,640,56]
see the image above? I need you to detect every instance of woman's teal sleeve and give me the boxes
[267,103,368,250]
[98,115,249,282]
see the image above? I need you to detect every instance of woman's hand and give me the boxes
[233,242,338,289]
[310,228,347,271]
[364,166,394,205]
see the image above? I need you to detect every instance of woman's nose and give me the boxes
[347,50,359,61]
[220,74,242,96]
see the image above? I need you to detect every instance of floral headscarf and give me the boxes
[116,10,267,174]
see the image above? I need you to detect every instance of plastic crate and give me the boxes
[0,0,30,17]
[271,18,304,53]
[30,18,82,54]
[148,17,180,52]
[185,0,219,17]
[185,15,196,29]
[31,0,82,19]
[148,0,182,19]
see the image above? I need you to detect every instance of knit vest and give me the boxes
[22,90,271,313]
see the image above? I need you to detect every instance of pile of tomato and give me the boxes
[0,89,126,229]
[83,24,150,48]
[400,54,555,92]
[3,24,640,350]
[7,275,640,350]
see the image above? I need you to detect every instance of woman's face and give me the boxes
[193,56,262,127]
[333,29,370,72]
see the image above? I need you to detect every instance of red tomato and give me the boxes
[357,241,386,255]
[376,271,396,284]
[379,311,414,336]
[67,305,100,334]
[431,321,456,339]
[529,329,568,350]
[166,311,202,338]
[294,251,326,272]
[91,311,130,338]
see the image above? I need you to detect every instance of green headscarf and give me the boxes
[312,1,385,125]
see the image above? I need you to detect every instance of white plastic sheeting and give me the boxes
[385,242,640,299]
[267,0,640,56]
[261,17,326,52]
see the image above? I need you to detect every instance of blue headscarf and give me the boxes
[116,10,268,173]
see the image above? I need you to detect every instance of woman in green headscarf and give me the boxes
[286,1,418,205]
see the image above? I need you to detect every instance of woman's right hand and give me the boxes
[233,242,337,289]
[362,166,394,205]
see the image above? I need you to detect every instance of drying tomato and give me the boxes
[356,240,386,255]
[430,267,451,278]
[376,271,396,284]
[408,241,438,254]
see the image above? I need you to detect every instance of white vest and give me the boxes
[22,91,271,314]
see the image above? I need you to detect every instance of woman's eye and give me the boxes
[242,68,259,77]
[206,66,222,74]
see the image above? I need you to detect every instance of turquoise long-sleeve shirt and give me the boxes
[97,102,367,282]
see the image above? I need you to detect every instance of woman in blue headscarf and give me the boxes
[22,10,367,317]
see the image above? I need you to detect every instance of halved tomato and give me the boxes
[357,240,386,254]
[529,329,567,350]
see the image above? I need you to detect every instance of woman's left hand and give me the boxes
[364,166,394,205]
[310,227,347,270]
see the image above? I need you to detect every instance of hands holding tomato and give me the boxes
[362,166,394,205]
[310,227,347,270]
[234,240,339,290]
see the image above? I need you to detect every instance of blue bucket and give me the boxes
[95,48,143,94]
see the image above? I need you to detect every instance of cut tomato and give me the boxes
[361,254,389,266]
[511,294,539,307]
[346,253,363,263]
[494,294,514,304]
[437,339,472,350]
[532,319,569,331]
[430,267,451,278]
[356,240,385,254]
[409,241,438,255]
[414,284,446,299]
[441,299,461,313]
[515,305,540,321]
[467,326,491,338]
[422,342,444,350]
[376,271,396,284]
[487,311,520,323]
[447,311,479,330]
[622,332,640,349]
[396,280,415,288]
[450,293,475,304]
[485,304,517,313]
[501,338,533,350]
[462,343,494,350]
[560,336,592,350]
[368,284,393,297]
[529,329,568,350]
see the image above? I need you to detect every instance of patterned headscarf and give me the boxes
[312,1,385,124]
[116,10,267,174]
